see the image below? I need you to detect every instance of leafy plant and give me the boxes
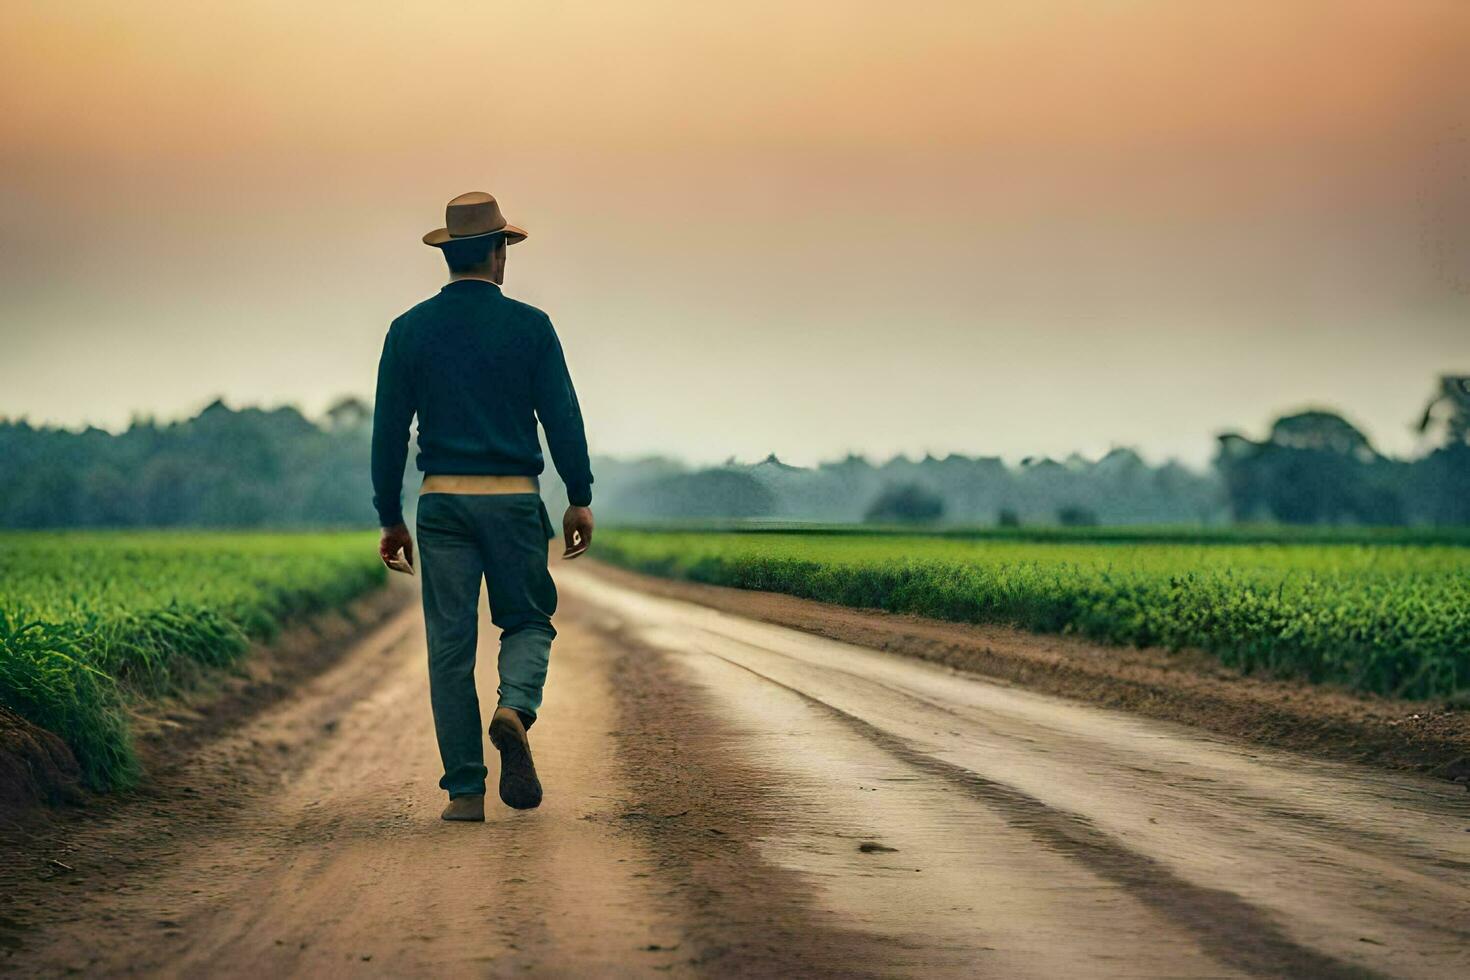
[0,531,384,789]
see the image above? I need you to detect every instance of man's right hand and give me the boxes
[562,506,594,559]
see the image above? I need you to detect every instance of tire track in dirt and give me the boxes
[561,564,1470,979]
[578,609,913,977]
[5,567,1465,978]
[704,649,1376,979]
[3,578,920,977]
[578,561,1470,780]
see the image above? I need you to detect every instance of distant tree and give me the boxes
[1417,375,1470,447]
[1214,410,1411,525]
[1411,444,1470,525]
[1268,410,1378,459]
[1405,377,1470,525]
[1056,505,1098,527]
[864,483,945,524]
[616,469,778,520]
[996,508,1021,528]
[325,396,371,432]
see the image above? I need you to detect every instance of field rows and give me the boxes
[0,532,384,788]
[597,530,1470,700]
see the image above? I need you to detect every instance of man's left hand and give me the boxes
[379,523,414,570]
[562,506,594,559]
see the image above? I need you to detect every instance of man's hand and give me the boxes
[562,506,594,559]
[379,523,414,571]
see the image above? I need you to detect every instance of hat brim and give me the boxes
[423,224,528,248]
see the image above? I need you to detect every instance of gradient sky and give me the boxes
[2,1,1467,468]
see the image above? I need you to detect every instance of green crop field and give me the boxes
[0,531,385,790]
[598,529,1470,701]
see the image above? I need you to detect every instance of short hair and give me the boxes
[441,234,502,273]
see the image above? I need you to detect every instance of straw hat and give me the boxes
[422,191,527,248]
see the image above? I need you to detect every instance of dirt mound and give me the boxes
[0,706,84,815]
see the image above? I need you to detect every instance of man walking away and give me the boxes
[372,191,595,821]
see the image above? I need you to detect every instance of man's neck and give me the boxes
[450,274,502,286]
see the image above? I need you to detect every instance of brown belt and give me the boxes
[420,474,539,495]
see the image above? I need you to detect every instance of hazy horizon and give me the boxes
[4,1,1467,470]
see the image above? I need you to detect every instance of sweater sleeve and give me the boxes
[532,319,594,506]
[371,321,416,526]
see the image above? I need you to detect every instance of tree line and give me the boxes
[0,398,377,528]
[2,378,1466,528]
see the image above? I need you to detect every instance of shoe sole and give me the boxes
[489,717,543,810]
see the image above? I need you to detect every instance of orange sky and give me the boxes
[2,1,1467,465]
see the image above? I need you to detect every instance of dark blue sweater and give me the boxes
[371,279,593,526]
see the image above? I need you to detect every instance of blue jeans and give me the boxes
[416,492,557,798]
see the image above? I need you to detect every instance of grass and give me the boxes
[597,528,1470,700]
[0,531,385,789]
[610,521,1470,547]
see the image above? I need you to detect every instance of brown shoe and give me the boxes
[488,707,542,810]
[441,794,485,822]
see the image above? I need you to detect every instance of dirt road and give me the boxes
[3,565,1467,977]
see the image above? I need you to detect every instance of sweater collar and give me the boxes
[443,278,502,291]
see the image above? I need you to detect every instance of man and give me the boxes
[372,191,594,821]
